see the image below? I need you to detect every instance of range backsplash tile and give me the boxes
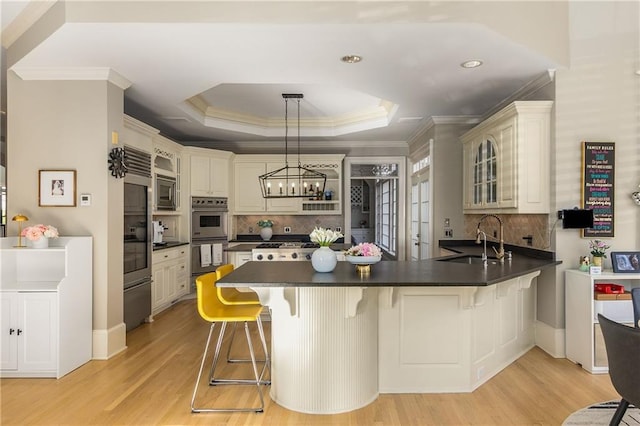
[234,215,344,237]
[464,214,550,250]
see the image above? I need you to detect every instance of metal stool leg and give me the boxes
[255,316,271,385]
[226,321,269,364]
[191,320,265,413]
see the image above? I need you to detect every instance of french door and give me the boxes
[410,174,430,261]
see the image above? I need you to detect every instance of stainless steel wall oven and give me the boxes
[191,197,228,281]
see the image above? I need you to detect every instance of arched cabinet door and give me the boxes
[461,101,552,214]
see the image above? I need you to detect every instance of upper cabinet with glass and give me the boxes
[461,101,553,214]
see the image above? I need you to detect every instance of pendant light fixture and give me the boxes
[259,94,326,199]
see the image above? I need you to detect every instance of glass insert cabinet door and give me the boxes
[473,139,497,205]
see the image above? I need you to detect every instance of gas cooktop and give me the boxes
[255,242,320,249]
[252,242,320,261]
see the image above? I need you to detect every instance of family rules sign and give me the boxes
[582,142,615,237]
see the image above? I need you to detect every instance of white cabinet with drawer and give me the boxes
[152,245,189,315]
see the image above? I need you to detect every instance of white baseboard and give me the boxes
[535,320,565,358]
[92,323,127,360]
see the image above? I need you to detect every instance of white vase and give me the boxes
[260,227,273,241]
[311,246,337,273]
[31,237,49,249]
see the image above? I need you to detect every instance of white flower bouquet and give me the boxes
[309,227,343,247]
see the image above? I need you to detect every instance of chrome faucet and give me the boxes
[476,214,505,262]
[475,229,488,267]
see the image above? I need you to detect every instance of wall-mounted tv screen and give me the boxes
[562,209,594,229]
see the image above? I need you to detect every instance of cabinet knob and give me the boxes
[9,328,15,335]
[17,329,22,336]
[164,255,169,258]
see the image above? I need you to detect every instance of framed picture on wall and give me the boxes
[611,251,640,273]
[39,170,77,207]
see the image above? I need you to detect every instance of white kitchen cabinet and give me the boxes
[0,237,92,378]
[378,272,538,392]
[0,292,57,373]
[565,270,638,374]
[229,251,252,269]
[461,101,552,213]
[152,245,189,315]
[299,158,343,215]
[233,154,344,215]
[191,154,230,198]
[233,160,299,213]
[234,162,268,212]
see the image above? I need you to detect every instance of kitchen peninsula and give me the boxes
[218,253,560,414]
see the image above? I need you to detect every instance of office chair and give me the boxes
[597,313,640,425]
[631,287,640,328]
[191,272,269,413]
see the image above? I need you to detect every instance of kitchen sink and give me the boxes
[438,255,500,265]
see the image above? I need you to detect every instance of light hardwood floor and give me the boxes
[1,299,618,425]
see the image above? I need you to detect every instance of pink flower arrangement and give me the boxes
[21,224,59,241]
[589,239,610,258]
[345,242,382,257]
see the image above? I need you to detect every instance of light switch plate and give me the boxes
[80,193,91,206]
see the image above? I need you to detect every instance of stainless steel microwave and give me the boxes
[155,174,176,210]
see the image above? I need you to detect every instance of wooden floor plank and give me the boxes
[1,299,618,425]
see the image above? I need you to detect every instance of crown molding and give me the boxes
[10,67,132,89]
[406,115,480,147]
[1,0,56,49]
[124,115,160,136]
[182,96,398,138]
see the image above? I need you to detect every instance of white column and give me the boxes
[268,287,378,414]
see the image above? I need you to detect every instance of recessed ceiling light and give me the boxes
[461,60,483,69]
[341,55,362,64]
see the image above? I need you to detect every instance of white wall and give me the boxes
[7,72,126,357]
[551,1,640,330]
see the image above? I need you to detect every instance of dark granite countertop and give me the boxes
[439,239,556,260]
[218,255,560,288]
[152,241,189,251]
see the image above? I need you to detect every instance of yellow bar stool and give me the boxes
[216,263,261,305]
[216,264,269,365]
[190,272,270,413]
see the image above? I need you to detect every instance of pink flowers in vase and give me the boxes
[345,242,382,257]
[589,239,610,258]
[21,224,59,241]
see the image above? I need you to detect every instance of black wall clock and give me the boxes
[108,147,128,178]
